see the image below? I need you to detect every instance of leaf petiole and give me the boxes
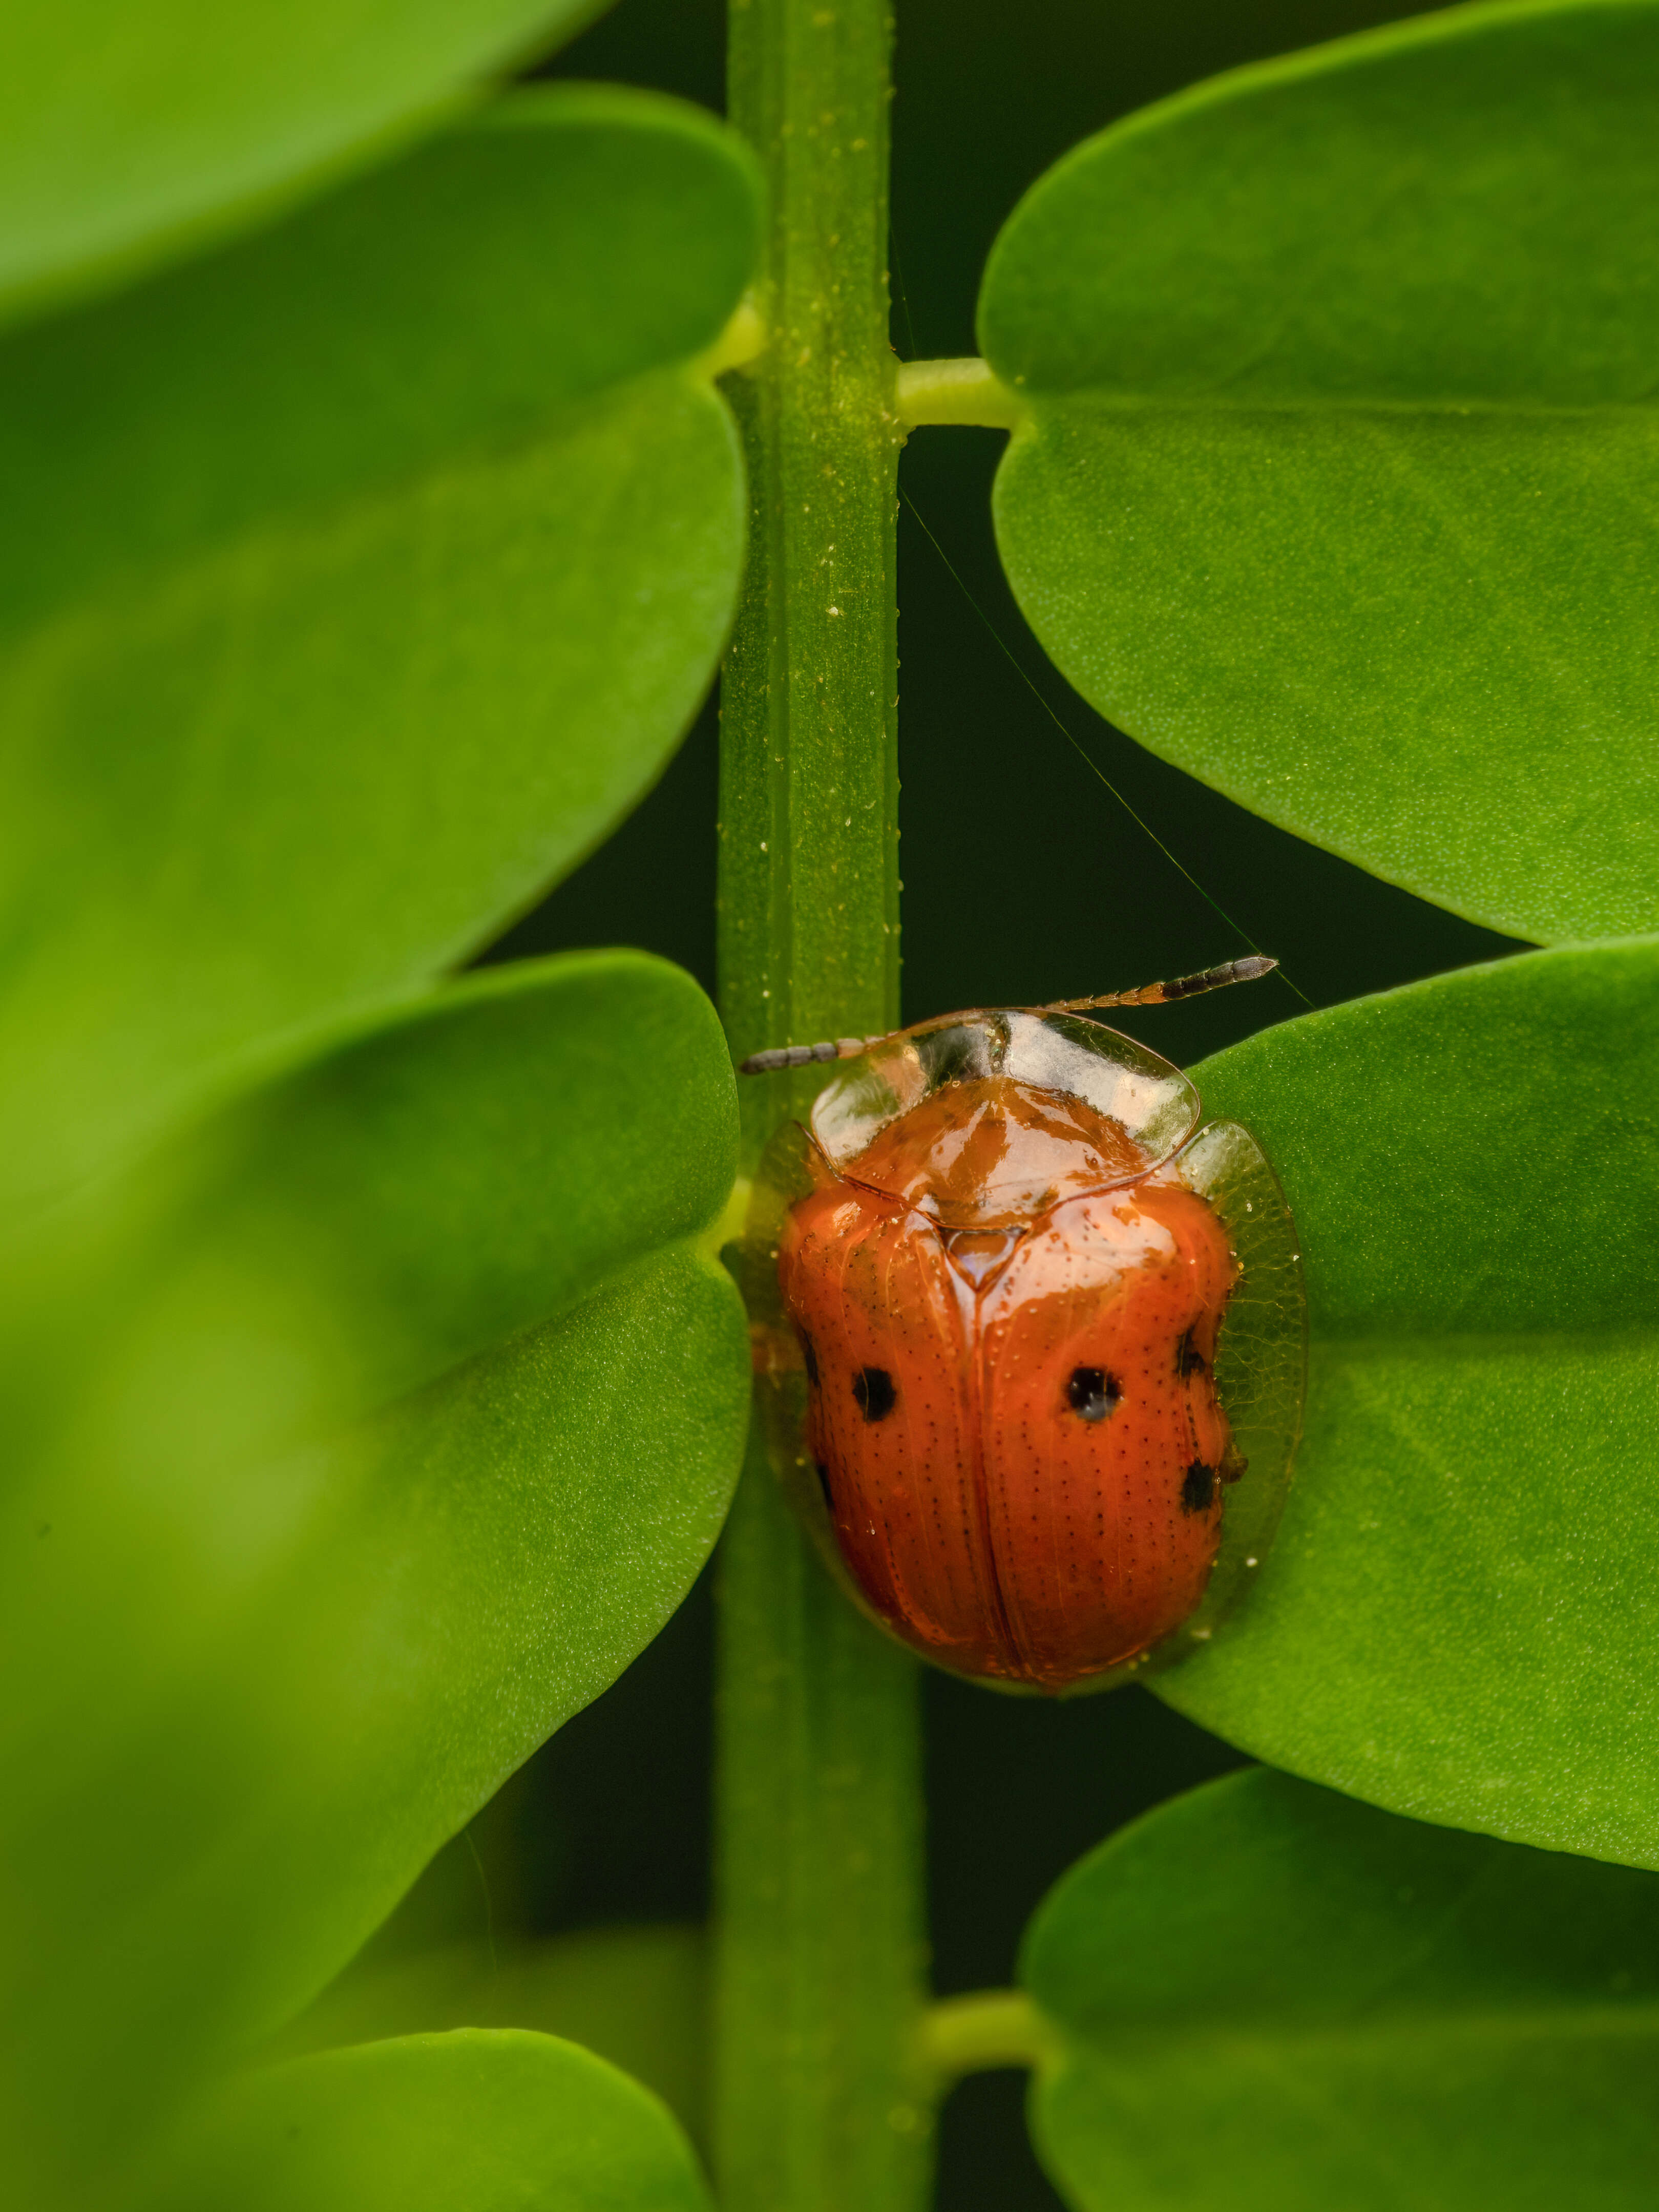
[895,356,1025,430]
[917,1990,1057,2086]
[699,294,768,381]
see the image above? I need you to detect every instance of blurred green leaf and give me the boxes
[7,948,744,1434]
[0,0,603,323]
[981,0,1659,944]
[143,2030,711,2212]
[0,86,759,1207]
[1025,1768,1659,2212]
[0,955,748,2203]
[278,1927,708,2153]
[1156,938,1659,1866]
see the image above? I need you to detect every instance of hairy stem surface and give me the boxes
[713,3,930,2209]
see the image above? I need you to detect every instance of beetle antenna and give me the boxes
[737,1033,889,1076]
[1045,955,1277,1014]
[737,957,1278,1074]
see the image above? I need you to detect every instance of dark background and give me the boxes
[456,4,1524,2205]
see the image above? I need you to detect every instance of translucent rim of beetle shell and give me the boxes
[1103,1117,1308,1696]
[742,1106,1307,1699]
[808,1009,1201,1192]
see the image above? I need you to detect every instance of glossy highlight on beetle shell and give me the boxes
[746,1009,1306,1693]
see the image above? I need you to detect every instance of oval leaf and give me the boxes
[0,0,598,322]
[1025,1768,1659,2212]
[1156,938,1659,1868]
[278,1927,708,2152]
[982,0,1659,944]
[0,957,748,2204]
[144,2030,711,2212]
[0,87,759,1206]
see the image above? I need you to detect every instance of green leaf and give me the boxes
[0,0,602,323]
[1025,1768,1659,2212]
[0,87,759,1207]
[981,0,1659,944]
[0,956,748,2203]
[1154,938,1659,1867]
[11,949,745,1430]
[143,2030,711,2212]
[277,1927,708,2153]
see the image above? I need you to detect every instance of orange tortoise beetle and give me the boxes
[739,961,1306,1693]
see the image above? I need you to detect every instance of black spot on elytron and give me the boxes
[1182,1461,1217,1514]
[1175,1329,1207,1378]
[1067,1367,1121,1423]
[815,1461,835,1510]
[800,1332,819,1387]
[853,1366,896,1422]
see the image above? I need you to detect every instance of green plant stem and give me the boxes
[918,1991,1055,2082]
[895,356,1025,429]
[714,1472,931,2211]
[713,3,930,2210]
